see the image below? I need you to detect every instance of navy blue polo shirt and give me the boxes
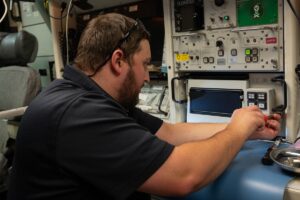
[8,65,174,200]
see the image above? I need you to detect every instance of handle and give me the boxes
[158,86,168,116]
[171,77,187,104]
[271,76,287,114]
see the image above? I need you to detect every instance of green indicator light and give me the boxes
[224,16,229,21]
[245,49,251,55]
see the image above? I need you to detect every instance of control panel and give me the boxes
[246,88,275,115]
[171,0,283,72]
[204,0,237,30]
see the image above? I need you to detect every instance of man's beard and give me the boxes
[118,67,140,110]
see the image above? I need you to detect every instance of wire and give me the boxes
[45,0,70,20]
[48,4,72,20]
[65,0,73,65]
[287,0,300,25]
[0,0,8,23]
[49,13,67,20]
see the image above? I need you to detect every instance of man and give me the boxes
[8,13,280,200]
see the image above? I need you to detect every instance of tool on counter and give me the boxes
[261,136,283,165]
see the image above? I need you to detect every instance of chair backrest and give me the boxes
[0,31,38,67]
[0,31,40,111]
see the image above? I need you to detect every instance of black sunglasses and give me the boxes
[88,20,139,77]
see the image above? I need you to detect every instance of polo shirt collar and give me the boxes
[63,64,104,93]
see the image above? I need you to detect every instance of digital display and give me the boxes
[189,88,244,117]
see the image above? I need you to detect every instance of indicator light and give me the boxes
[245,49,252,55]
[224,16,230,21]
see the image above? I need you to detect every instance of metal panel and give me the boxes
[28,56,54,88]
[23,24,53,57]
[20,2,44,26]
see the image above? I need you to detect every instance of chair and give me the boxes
[0,30,40,193]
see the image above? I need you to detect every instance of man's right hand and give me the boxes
[226,106,265,139]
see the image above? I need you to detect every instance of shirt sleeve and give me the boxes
[129,107,163,134]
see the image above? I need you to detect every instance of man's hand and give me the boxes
[249,113,282,140]
[226,106,266,139]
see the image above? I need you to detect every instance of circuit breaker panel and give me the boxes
[172,0,284,72]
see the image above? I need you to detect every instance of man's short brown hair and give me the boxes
[74,13,150,72]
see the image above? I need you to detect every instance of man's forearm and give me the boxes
[156,122,227,145]
[139,126,248,196]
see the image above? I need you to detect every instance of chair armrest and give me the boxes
[0,106,27,120]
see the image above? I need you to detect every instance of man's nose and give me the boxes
[144,70,150,83]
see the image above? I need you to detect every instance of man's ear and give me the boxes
[110,49,125,75]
